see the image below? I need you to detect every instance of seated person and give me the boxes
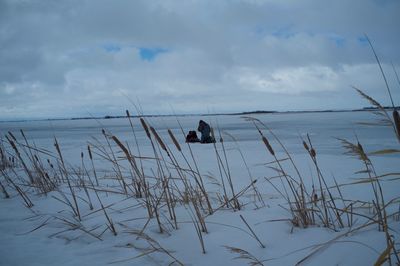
[197,120,215,143]
[186,130,200,143]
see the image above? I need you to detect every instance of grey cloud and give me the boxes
[0,0,399,119]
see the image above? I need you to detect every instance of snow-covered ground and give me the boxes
[0,111,399,265]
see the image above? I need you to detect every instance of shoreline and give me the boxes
[0,107,398,123]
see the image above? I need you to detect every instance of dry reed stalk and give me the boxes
[305,135,340,228]
[89,177,117,236]
[6,135,34,183]
[2,168,33,207]
[223,131,265,207]
[209,180,257,215]
[149,187,166,234]
[239,214,265,248]
[332,175,350,227]
[125,144,144,198]
[224,246,265,265]
[214,144,230,208]
[19,131,57,194]
[210,130,238,210]
[218,127,240,210]
[256,127,291,200]
[146,125,178,228]
[174,117,214,214]
[148,122,209,234]
[364,34,395,109]
[256,124,318,227]
[54,137,81,220]
[101,129,128,194]
[0,145,6,170]
[78,154,94,210]
[161,129,214,232]
[339,137,397,263]
[126,110,147,194]
[187,207,206,253]
[87,145,99,186]
[360,35,400,141]
[111,135,143,197]
[0,178,9,198]
[209,123,238,211]
[119,230,184,265]
[247,116,307,191]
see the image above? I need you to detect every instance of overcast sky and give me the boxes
[1,0,400,119]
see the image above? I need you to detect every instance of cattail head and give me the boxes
[313,193,318,202]
[126,110,130,117]
[262,136,275,156]
[303,141,310,151]
[310,148,316,158]
[168,129,181,152]
[393,110,400,141]
[101,129,106,136]
[150,127,167,152]
[81,152,84,159]
[140,118,151,139]
[6,136,16,151]
[87,145,93,160]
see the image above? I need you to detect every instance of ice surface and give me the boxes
[0,111,399,265]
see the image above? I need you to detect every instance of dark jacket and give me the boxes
[198,120,214,143]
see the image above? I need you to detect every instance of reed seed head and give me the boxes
[303,141,309,151]
[393,110,400,140]
[262,136,275,156]
[168,129,181,152]
[150,127,167,152]
[87,145,93,160]
[140,118,151,139]
[310,148,316,158]
[357,142,368,161]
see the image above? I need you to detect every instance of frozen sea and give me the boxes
[0,110,396,155]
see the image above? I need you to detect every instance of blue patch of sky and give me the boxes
[139,47,168,61]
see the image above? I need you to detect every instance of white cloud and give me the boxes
[236,66,338,94]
